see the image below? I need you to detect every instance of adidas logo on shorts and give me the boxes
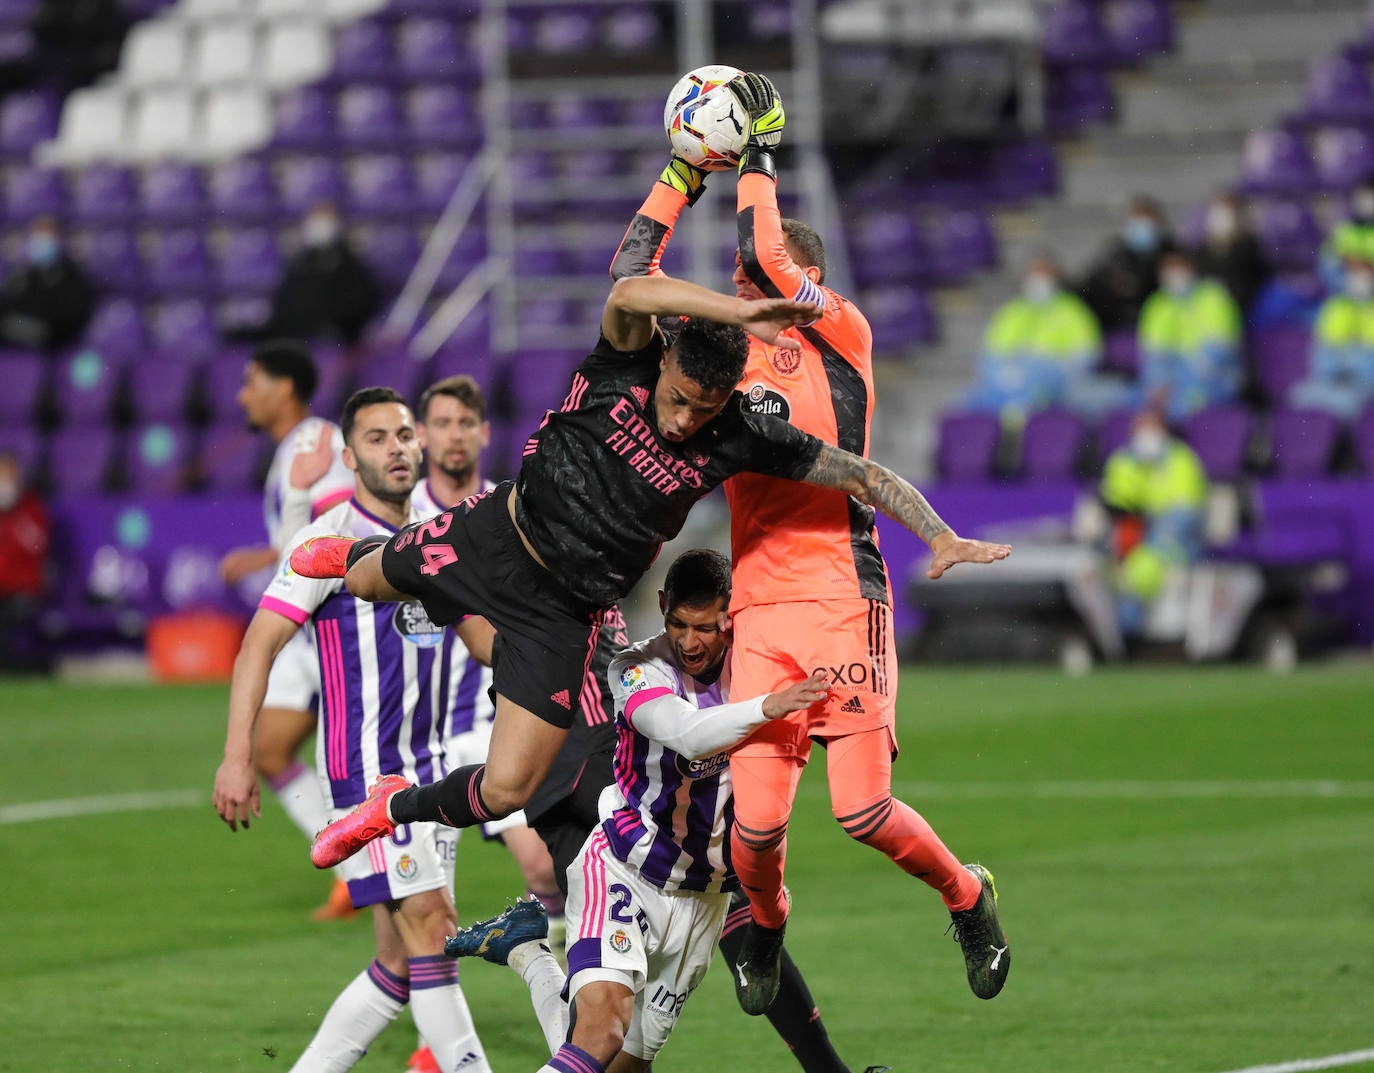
[550,689,572,710]
[839,696,865,714]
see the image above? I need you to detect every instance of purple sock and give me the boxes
[547,1042,605,1073]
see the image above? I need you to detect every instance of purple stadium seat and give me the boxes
[272,85,337,153]
[1102,328,1140,376]
[46,427,120,496]
[407,84,477,148]
[541,95,606,132]
[0,350,44,424]
[1256,200,1321,271]
[1104,0,1173,63]
[69,164,138,226]
[277,156,346,217]
[1096,407,1137,460]
[531,10,598,54]
[992,138,1060,199]
[126,422,195,495]
[1020,408,1090,481]
[1311,128,1374,191]
[139,162,206,225]
[1355,407,1374,474]
[127,358,202,425]
[1045,65,1115,130]
[75,229,146,296]
[217,229,282,298]
[202,352,250,424]
[936,411,1001,483]
[0,91,57,157]
[396,18,467,81]
[601,6,662,52]
[337,85,406,151]
[347,154,418,218]
[0,426,41,473]
[79,299,147,364]
[151,299,218,362]
[1182,405,1253,481]
[3,164,65,223]
[1299,54,1374,125]
[429,342,496,392]
[850,209,928,288]
[147,229,213,297]
[513,242,565,276]
[1268,407,1341,478]
[54,348,125,427]
[414,151,470,212]
[355,346,426,398]
[200,423,264,492]
[362,224,421,288]
[329,18,395,85]
[1252,324,1312,405]
[861,285,937,349]
[1042,0,1112,66]
[927,208,997,281]
[1238,129,1316,196]
[209,157,279,224]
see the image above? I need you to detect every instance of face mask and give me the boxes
[1122,217,1159,253]
[26,234,58,267]
[1022,274,1056,303]
[1354,191,1374,222]
[1162,269,1195,297]
[1205,205,1236,241]
[1131,428,1168,462]
[302,214,340,248]
[1347,269,1374,300]
[0,477,18,511]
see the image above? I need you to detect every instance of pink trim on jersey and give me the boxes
[367,835,386,875]
[318,619,349,780]
[259,595,310,626]
[623,686,672,725]
[562,372,589,413]
[579,829,609,941]
[311,488,352,519]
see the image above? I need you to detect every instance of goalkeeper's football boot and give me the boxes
[733,919,787,1015]
[445,899,550,964]
[947,863,1010,999]
[290,535,358,579]
[311,774,409,868]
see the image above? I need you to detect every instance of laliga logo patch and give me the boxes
[395,854,418,880]
[609,929,633,954]
[393,602,445,648]
[769,347,801,375]
[619,665,643,689]
[745,384,790,421]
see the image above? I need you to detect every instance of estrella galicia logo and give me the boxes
[393,602,445,648]
[676,750,728,780]
[745,384,791,421]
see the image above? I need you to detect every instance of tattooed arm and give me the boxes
[801,443,1011,578]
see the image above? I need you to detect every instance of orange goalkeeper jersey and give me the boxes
[724,173,888,611]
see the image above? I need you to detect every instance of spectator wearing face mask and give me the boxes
[1289,255,1374,420]
[1079,195,1179,333]
[1319,176,1374,293]
[1099,409,1208,638]
[1191,191,1271,315]
[0,217,97,353]
[959,254,1102,426]
[0,451,51,671]
[258,202,382,347]
[1137,249,1243,421]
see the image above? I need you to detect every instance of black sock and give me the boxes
[389,764,496,827]
[717,901,850,1073]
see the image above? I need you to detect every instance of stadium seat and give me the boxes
[1045,65,1115,130]
[600,5,662,52]
[1299,54,1374,125]
[216,229,283,298]
[76,229,147,296]
[127,422,196,494]
[1238,128,1316,196]
[1255,200,1321,271]
[271,85,338,152]
[202,86,273,159]
[131,87,198,159]
[1020,408,1090,481]
[47,87,131,164]
[1252,324,1312,406]
[1102,328,1140,376]
[355,346,426,399]
[1104,0,1173,64]
[850,209,928,288]
[208,157,280,223]
[429,341,497,393]
[406,84,477,148]
[1096,406,1138,462]
[2,164,66,223]
[396,17,467,81]
[192,20,258,85]
[927,208,998,282]
[936,411,1001,483]
[337,85,407,150]
[1182,405,1254,482]
[1312,127,1374,192]
[278,156,346,216]
[0,351,45,424]
[861,285,938,349]
[0,91,58,158]
[127,360,203,424]
[346,154,419,219]
[147,229,214,297]
[329,18,395,84]
[150,298,219,361]
[1041,0,1113,66]
[361,224,422,288]
[531,10,599,55]
[139,161,208,224]
[1268,407,1341,478]
[70,163,138,225]
[262,21,332,88]
[79,299,148,365]
[46,427,121,496]
[0,426,42,474]
[201,354,250,424]
[413,150,470,213]
[54,348,126,427]
[120,20,190,87]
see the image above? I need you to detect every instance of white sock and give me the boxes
[270,760,330,842]
[290,960,407,1073]
[408,956,492,1073]
[508,940,569,1056]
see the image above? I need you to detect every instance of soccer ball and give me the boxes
[664,64,748,171]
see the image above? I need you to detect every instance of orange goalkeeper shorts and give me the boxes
[729,598,897,760]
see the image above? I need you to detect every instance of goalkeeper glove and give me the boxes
[727,72,785,178]
[659,156,709,205]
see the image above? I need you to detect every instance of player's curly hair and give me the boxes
[663,548,731,610]
[670,318,749,393]
[252,339,317,405]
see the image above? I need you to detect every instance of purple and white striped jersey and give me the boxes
[260,497,471,809]
[264,417,352,551]
[604,635,772,895]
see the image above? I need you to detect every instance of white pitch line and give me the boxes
[1211,1047,1374,1073]
[0,789,203,825]
[896,780,1374,800]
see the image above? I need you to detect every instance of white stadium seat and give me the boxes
[132,88,200,159]
[43,87,130,163]
[120,21,191,87]
[262,20,331,87]
[176,0,256,21]
[201,86,272,159]
[193,21,259,84]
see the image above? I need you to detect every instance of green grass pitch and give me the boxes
[1,665,1371,1072]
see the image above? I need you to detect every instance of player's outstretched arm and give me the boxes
[801,444,1012,578]
[601,273,821,353]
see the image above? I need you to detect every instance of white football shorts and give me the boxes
[335,817,458,909]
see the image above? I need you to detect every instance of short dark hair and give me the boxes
[670,319,749,393]
[663,548,732,610]
[251,339,317,405]
[417,374,487,423]
[341,385,408,445]
[781,218,827,284]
